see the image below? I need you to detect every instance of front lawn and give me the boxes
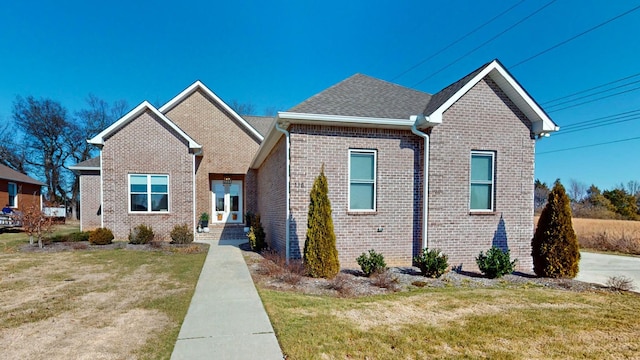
[0,226,207,360]
[259,282,640,359]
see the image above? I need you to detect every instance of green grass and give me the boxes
[259,287,640,359]
[0,227,207,359]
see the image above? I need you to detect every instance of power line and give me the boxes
[411,0,556,87]
[554,115,640,136]
[561,109,640,129]
[391,0,526,81]
[542,72,640,105]
[537,136,640,155]
[547,85,640,113]
[511,4,640,68]
[545,78,640,109]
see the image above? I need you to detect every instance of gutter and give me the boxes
[274,121,291,263]
[410,116,433,249]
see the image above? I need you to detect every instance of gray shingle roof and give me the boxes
[0,164,45,186]
[72,157,100,169]
[423,61,492,116]
[243,116,275,137]
[289,74,432,119]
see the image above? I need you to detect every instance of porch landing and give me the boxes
[195,224,247,241]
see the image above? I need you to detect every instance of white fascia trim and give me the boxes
[427,60,559,135]
[159,80,264,142]
[279,112,415,128]
[69,165,100,171]
[88,101,202,151]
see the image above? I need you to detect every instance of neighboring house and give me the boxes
[0,164,45,211]
[73,59,558,270]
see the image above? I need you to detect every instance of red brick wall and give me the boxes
[0,180,41,211]
[256,137,287,253]
[164,89,261,224]
[287,125,422,267]
[101,110,195,240]
[428,77,535,271]
[79,171,101,231]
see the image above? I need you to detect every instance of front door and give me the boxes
[212,180,243,223]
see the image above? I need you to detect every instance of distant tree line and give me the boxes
[535,179,640,220]
[0,95,128,217]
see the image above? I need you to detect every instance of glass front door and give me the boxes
[212,180,243,223]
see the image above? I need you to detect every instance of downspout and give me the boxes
[411,122,430,249]
[274,121,291,263]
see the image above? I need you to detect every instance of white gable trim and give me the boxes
[159,80,264,142]
[88,101,202,151]
[424,60,559,135]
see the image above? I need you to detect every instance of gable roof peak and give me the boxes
[158,80,264,142]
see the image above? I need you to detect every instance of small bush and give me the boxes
[414,248,449,278]
[412,280,427,288]
[326,273,355,297]
[70,231,90,242]
[370,270,400,291]
[247,215,266,252]
[476,246,517,279]
[356,249,387,277]
[89,228,114,245]
[606,276,635,292]
[170,224,194,244]
[128,224,154,244]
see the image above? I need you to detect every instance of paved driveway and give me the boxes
[576,252,640,293]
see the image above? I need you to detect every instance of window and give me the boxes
[470,151,495,211]
[129,174,169,212]
[8,182,17,208]
[349,150,376,211]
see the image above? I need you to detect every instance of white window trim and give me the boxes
[469,151,495,212]
[348,149,377,212]
[8,182,17,208]
[128,174,170,213]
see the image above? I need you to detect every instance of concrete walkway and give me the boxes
[171,239,284,360]
[576,251,640,293]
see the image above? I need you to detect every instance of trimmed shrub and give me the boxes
[356,249,387,277]
[247,214,266,252]
[303,164,340,279]
[70,231,90,242]
[89,228,114,245]
[532,180,581,278]
[476,246,516,279]
[170,224,194,244]
[414,248,449,278]
[128,224,154,244]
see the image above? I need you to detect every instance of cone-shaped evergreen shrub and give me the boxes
[303,164,340,278]
[532,180,580,278]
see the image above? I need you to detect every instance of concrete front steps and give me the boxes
[195,224,248,241]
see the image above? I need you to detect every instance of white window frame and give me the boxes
[7,182,17,208]
[128,174,170,213]
[469,151,495,212]
[348,149,377,212]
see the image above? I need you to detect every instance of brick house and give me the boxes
[73,59,558,270]
[0,163,44,212]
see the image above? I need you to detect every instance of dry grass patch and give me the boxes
[0,237,206,360]
[259,287,640,359]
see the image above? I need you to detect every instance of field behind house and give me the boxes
[0,225,206,360]
[535,217,640,255]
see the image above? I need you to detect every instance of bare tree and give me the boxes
[534,179,550,211]
[568,179,587,203]
[12,96,73,202]
[0,121,27,172]
[229,100,256,115]
[625,180,640,197]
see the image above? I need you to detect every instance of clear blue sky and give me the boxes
[1,1,639,190]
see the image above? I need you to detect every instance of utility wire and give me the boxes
[411,0,556,87]
[561,109,640,129]
[512,4,640,68]
[542,72,640,105]
[391,0,526,81]
[554,115,640,136]
[537,136,640,155]
[545,78,640,109]
[547,85,640,113]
